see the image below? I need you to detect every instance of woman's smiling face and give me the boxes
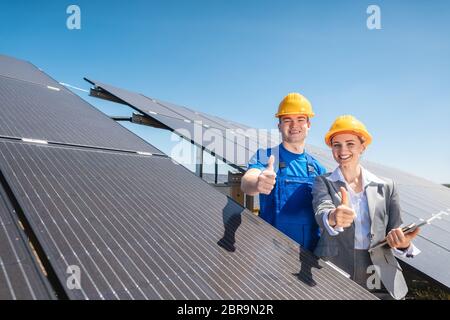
[331,133,366,166]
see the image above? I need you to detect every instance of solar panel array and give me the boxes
[85,78,450,290]
[0,54,376,299]
[0,65,162,155]
[85,78,280,167]
[0,141,377,300]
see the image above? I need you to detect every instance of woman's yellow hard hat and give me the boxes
[325,115,372,147]
[275,93,315,118]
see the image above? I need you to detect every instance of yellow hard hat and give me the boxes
[325,115,372,147]
[275,93,315,118]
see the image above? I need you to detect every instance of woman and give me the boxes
[312,115,420,300]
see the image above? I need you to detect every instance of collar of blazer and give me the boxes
[326,166,385,188]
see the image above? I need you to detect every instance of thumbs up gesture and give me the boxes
[256,155,277,195]
[329,187,357,229]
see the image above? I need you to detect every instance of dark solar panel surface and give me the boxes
[85,79,268,165]
[0,140,376,300]
[0,54,62,89]
[0,76,161,154]
[0,182,54,300]
[85,78,450,289]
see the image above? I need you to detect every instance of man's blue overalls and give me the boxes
[254,145,324,252]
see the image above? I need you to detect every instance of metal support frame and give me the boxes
[196,146,203,178]
[111,113,169,130]
[89,87,125,104]
[214,157,218,184]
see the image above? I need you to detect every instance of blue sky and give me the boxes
[1,0,449,183]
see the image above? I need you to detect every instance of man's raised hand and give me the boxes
[257,155,277,195]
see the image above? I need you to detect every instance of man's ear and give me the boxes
[307,120,311,129]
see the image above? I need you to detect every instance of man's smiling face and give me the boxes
[278,114,310,144]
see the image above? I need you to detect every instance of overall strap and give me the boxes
[304,152,319,177]
[266,144,281,174]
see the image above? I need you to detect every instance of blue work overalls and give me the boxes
[259,149,320,251]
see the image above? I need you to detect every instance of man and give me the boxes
[241,93,326,251]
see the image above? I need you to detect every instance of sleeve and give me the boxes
[387,180,420,257]
[322,210,341,236]
[312,175,337,230]
[386,180,403,232]
[393,243,421,258]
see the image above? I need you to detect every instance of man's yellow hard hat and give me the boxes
[325,115,372,147]
[275,93,315,118]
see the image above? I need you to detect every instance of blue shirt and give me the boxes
[247,144,327,250]
[247,144,327,177]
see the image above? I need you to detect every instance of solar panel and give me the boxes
[0,75,162,155]
[0,181,54,300]
[84,79,450,290]
[135,112,258,167]
[0,54,62,89]
[85,79,275,167]
[0,140,376,300]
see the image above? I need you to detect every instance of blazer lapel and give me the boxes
[365,184,377,232]
[329,180,346,202]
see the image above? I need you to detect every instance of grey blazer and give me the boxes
[312,172,408,300]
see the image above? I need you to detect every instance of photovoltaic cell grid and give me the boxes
[85,79,279,166]
[0,183,54,300]
[1,55,377,300]
[0,140,376,300]
[0,76,162,155]
[85,78,450,289]
[0,54,62,89]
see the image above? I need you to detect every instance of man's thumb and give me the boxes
[340,187,349,206]
[266,155,275,172]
